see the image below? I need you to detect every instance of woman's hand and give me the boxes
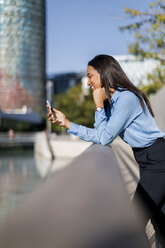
[47,106,71,129]
[93,87,107,108]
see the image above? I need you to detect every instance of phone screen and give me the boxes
[46,100,51,109]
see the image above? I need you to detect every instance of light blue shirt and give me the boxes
[67,89,165,148]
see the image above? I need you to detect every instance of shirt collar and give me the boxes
[111,89,121,103]
[111,87,127,103]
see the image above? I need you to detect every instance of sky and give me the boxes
[46,0,153,75]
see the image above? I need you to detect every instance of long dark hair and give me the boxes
[88,54,154,117]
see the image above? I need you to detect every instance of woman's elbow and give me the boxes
[100,140,109,146]
[100,135,113,146]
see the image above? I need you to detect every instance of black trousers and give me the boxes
[132,138,165,245]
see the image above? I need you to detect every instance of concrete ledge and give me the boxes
[0,144,149,248]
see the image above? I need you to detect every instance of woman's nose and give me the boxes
[87,79,90,86]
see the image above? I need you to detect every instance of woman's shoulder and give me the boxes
[118,90,139,103]
[116,90,143,113]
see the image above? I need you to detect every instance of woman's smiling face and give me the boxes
[87,65,102,91]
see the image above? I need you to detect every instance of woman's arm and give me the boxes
[94,92,143,145]
[47,107,101,144]
[67,122,100,144]
[47,91,142,146]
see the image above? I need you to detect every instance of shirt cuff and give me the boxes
[67,122,79,135]
[94,108,107,129]
[95,108,105,117]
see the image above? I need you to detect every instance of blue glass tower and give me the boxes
[0,0,46,114]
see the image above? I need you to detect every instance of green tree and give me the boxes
[52,83,95,133]
[120,0,165,96]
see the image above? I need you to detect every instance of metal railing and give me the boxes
[0,132,36,147]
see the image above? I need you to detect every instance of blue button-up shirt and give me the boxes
[67,89,165,148]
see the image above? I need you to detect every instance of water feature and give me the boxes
[0,147,43,223]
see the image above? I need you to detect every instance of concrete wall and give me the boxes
[35,132,92,159]
[150,85,165,132]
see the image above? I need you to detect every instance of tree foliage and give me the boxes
[138,66,165,96]
[52,83,95,133]
[120,0,165,96]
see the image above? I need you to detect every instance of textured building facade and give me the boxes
[0,0,46,113]
[114,55,160,86]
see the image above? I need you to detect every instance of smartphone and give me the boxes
[46,100,53,115]
[46,100,56,120]
[46,100,51,110]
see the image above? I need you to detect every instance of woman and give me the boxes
[47,55,165,245]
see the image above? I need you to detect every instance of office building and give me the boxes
[48,72,84,95]
[0,0,46,118]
